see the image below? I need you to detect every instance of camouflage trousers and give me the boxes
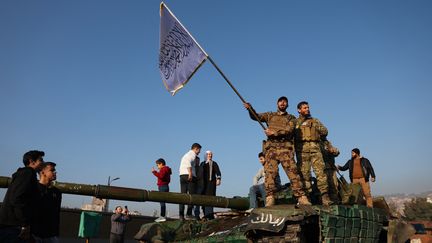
[296,151,329,195]
[324,168,339,202]
[264,145,306,198]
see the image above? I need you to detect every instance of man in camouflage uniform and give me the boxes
[321,139,340,203]
[244,96,311,206]
[294,101,332,206]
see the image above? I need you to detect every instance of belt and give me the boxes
[268,138,291,142]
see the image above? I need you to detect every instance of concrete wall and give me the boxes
[59,208,156,242]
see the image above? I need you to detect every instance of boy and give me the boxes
[152,158,172,222]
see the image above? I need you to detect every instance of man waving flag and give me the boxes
[159,2,208,95]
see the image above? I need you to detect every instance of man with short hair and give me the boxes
[337,148,376,207]
[32,162,62,243]
[199,150,221,220]
[178,143,201,220]
[244,97,310,206]
[248,152,281,210]
[0,150,45,243]
[110,206,131,243]
[294,101,332,206]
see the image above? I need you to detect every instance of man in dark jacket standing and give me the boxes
[0,150,45,243]
[337,148,376,207]
[200,150,221,220]
[32,161,62,243]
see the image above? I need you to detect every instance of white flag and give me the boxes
[159,2,208,95]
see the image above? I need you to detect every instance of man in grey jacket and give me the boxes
[248,152,281,211]
[110,206,131,243]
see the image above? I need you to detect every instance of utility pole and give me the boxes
[105,176,120,212]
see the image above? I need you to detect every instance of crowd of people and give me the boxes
[244,96,376,209]
[0,96,377,242]
[151,143,222,222]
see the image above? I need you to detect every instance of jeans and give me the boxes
[33,236,59,243]
[179,175,196,217]
[0,226,26,243]
[249,184,266,208]
[109,233,124,243]
[158,185,169,217]
[194,185,204,218]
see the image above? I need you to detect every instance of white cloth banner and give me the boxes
[159,2,208,95]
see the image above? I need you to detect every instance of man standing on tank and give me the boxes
[178,143,201,220]
[294,101,332,206]
[244,97,311,206]
[337,148,376,208]
[321,139,341,203]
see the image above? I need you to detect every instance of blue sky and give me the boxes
[1,0,431,216]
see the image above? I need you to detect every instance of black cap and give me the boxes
[352,148,360,155]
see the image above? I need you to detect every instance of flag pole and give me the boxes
[207,56,266,130]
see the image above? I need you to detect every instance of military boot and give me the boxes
[297,196,312,206]
[265,195,275,207]
[322,193,333,206]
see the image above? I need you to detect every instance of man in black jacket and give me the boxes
[32,162,62,243]
[0,150,45,242]
[200,151,221,220]
[337,148,376,207]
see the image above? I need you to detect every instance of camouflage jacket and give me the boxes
[294,116,328,152]
[248,109,296,143]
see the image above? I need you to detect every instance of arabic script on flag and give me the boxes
[159,3,207,95]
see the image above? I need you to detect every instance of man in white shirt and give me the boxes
[248,152,281,210]
[178,143,201,220]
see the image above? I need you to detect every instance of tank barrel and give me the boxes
[0,176,249,210]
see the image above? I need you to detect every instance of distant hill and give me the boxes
[379,191,432,215]
[380,191,432,198]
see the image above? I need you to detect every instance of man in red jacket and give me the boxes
[152,158,172,222]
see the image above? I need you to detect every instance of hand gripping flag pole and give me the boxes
[159,2,266,130]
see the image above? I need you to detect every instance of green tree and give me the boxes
[403,197,432,221]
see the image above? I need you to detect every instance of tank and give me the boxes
[131,179,416,243]
[0,176,415,243]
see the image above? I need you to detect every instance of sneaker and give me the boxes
[245,208,253,213]
[179,216,185,221]
[154,217,166,223]
[297,196,312,206]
